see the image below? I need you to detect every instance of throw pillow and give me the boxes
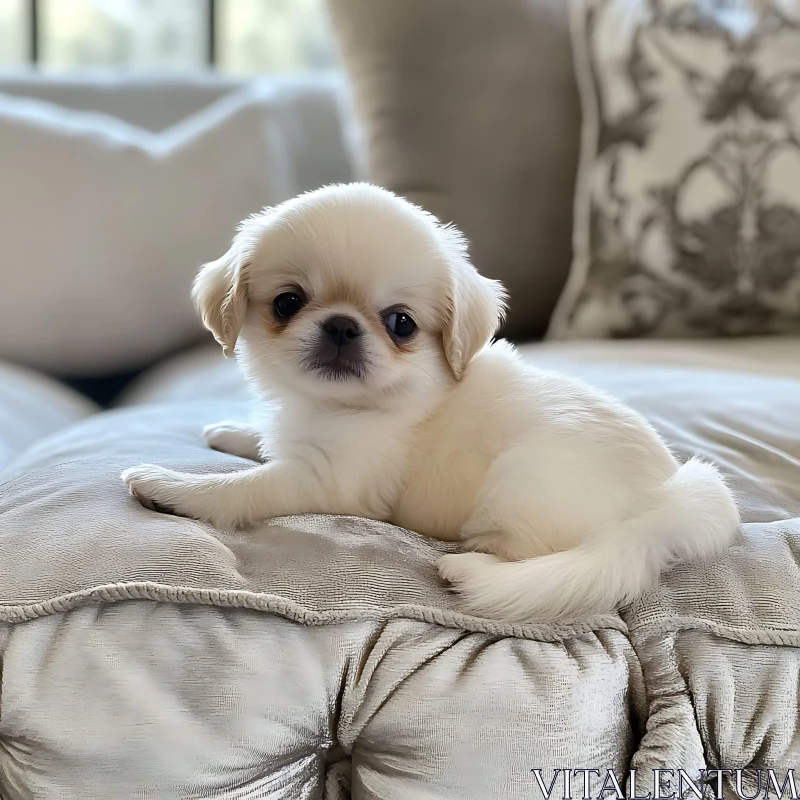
[549,0,800,339]
[0,79,350,375]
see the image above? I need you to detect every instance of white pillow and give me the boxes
[0,84,298,374]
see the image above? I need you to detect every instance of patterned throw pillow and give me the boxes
[549,0,800,340]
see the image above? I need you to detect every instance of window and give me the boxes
[0,0,28,67]
[0,0,337,73]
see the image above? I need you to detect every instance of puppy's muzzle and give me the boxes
[307,314,368,380]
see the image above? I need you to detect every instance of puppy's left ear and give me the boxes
[192,241,249,358]
[441,227,507,380]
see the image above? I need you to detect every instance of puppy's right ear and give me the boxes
[192,242,249,357]
[439,224,507,380]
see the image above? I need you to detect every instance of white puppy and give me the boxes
[122,183,740,622]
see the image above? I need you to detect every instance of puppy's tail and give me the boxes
[440,457,740,623]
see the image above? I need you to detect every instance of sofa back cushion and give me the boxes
[328,0,582,340]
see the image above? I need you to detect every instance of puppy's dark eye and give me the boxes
[384,312,417,338]
[273,292,306,319]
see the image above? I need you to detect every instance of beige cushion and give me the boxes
[0,400,641,798]
[327,0,582,340]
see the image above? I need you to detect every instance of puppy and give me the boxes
[122,183,740,622]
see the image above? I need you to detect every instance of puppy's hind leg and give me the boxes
[203,421,264,462]
[453,447,588,562]
[438,447,606,618]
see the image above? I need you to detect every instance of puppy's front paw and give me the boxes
[203,421,262,461]
[121,464,186,517]
[121,464,251,530]
[202,421,241,450]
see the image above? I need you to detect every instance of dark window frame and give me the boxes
[24,0,219,66]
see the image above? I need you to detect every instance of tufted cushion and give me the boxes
[0,357,799,797]
[0,402,639,799]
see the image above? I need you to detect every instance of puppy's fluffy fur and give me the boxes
[122,183,740,622]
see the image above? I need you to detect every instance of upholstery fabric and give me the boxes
[327,0,582,340]
[550,0,800,340]
[1,357,799,797]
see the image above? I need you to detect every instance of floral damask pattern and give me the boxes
[550,0,800,339]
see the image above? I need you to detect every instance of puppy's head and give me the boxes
[193,183,506,405]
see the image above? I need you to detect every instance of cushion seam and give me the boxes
[0,580,627,641]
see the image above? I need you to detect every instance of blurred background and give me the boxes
[0,0,799,461]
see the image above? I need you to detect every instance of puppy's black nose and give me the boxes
[322,315,361,346]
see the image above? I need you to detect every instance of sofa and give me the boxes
[2,4,800,799]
